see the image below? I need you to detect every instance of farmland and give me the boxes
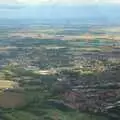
[0,22,119,120]
[0,80,16,90]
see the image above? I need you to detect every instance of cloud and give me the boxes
[17,0,98,5]
[1,0,120,5]
[17,0,120,5]
[103,0,120,3]
[0,0,18,4]
[0,1,25,11]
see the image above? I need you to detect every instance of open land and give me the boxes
[0,23,119,120]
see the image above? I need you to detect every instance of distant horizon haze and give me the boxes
[0,3,120,25]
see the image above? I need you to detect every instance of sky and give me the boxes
[0,0,120,21]
[1,0,120,5]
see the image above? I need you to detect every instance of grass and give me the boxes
[4,111,39,120]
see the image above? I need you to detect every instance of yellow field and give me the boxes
[0,80,17,89]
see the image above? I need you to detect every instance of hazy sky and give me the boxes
[1,0,120,5]
[0,0,120,20]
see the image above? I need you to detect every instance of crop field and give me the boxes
[0,80,17,89]
[0,80,25,108]
[0,91,26,108]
